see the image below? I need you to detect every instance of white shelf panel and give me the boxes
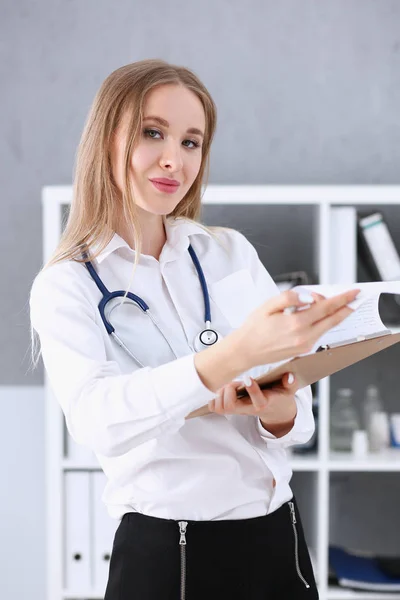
[62,451,400,473]
[327,586,400,599]
[44,184,400,207]
[289,453,320,471]
[63,591,104,599]
[62,459,102,471]
[63,457,324,472]
[329,449,400,471]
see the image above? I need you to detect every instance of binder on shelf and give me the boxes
[329,546,400,592]
[330,206,357,284]
[64,472,91,590]
[92,472,117,592]
[358,212,400,282]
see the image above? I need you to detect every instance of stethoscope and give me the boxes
[81,244,222,367]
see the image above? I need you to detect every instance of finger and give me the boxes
[310,304,355,342]
[245,378,268,411]
[211,388,225,414]
[280,372,298,393]
[311,292,325,303]
[223,382,240,414]
[303,288,360,325]
[265,289,315,316]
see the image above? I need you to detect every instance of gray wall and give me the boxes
[3,0,400,386]
[2,1,400,599]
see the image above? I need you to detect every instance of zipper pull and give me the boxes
[289,501,297,524]
[178,521,188,545]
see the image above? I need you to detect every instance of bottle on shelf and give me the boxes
[330,388,360,452]
[369,411,391,452]
[362,384,389,452]
[363,384,383,429]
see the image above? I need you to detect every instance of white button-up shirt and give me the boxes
[30,216,314,521]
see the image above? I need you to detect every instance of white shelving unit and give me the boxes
[42,185,400,600]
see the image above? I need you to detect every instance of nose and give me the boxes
[159,140,183,173]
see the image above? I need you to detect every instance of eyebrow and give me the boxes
[143,115,204,138]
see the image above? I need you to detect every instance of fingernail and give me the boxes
[242,375,252,387]
[288,373,295,385]
[298,293,314,304]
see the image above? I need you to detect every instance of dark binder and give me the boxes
[329,546,400,592]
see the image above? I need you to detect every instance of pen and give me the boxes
[283,293,315,314]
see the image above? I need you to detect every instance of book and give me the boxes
[358,212,400,325]
[359,212,400,282]
[187,281,400,419]
[330,206,357,284]
[329,546,400,592]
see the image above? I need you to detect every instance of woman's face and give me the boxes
[111,84,206,216]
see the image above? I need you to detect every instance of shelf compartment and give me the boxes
[329,449,400,471]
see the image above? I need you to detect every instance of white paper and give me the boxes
[293,281,400,353]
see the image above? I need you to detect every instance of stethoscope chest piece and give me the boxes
[193,322,222,352]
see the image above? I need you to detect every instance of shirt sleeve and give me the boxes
[30,266,215,458]
[234,231,315,448]
[255,386,315,448]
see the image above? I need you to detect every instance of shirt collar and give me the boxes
[92,216,211,265]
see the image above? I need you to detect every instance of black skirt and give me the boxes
[104,497,319,600]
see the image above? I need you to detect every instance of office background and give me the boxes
[2,1,400,599]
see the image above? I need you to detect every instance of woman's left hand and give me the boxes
[208,372,298,430]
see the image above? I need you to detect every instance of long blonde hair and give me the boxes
[47,58,217,269]
[30,59,217,370]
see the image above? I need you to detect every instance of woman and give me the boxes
[30,59,357,599]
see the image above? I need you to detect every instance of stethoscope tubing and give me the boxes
[81,243,220,365]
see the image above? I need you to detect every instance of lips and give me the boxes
[150,178,180,186]
[149,178,181,194]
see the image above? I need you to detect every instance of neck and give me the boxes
[116,209,167,260]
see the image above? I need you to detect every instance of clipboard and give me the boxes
[186,331,400,419]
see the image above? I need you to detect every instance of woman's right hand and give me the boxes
[231,287,360,369]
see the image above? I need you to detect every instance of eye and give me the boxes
[182,139,201,149]
[144,128,162,139]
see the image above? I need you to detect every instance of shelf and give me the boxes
[289,453,320,471]
[63,591,104,599]
[62,459,102,471]
[327,586,400,599]
[329,449,400,471]
[43,186,400,600]
[62,451,400,473]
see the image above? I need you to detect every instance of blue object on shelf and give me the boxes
[329,546,400,592]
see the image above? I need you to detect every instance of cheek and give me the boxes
[130,145,159,177]
[185,153,203,185]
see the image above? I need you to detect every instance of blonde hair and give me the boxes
[30,59,218,370]
[48,58,216,268]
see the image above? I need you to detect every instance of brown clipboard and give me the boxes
[186,331,400,419]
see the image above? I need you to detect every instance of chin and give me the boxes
[141,196,186,216]
[137,203,179,217]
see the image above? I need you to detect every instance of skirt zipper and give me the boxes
[178,521,188,600]
[288,502,310,589]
